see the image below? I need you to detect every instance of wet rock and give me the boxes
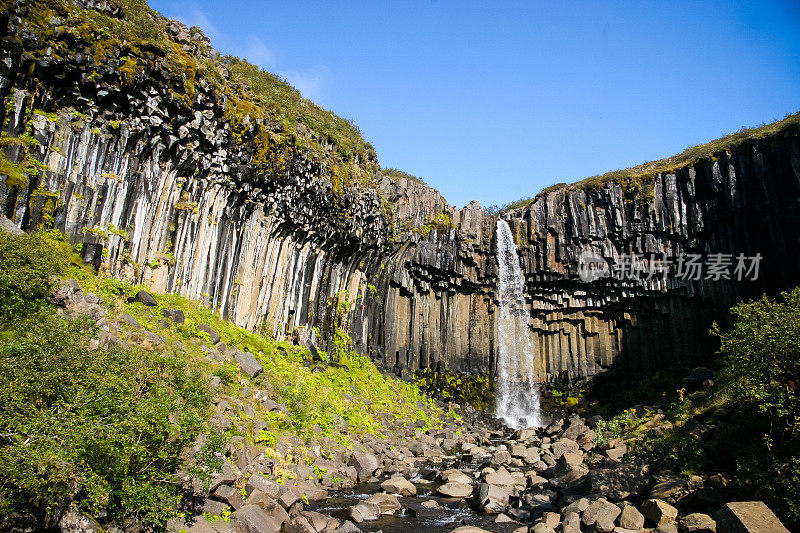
[348,501,380,523]
[440,468,474,484]
[714,501,789,533]
[365,492,401,515]
[680,512,716,532]
[641,498,679,527]
[408,500,445,518]
[380,476,416,496]
[437,481,473,498]
[492,449,512,465]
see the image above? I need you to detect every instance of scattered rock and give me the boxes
[581,498,621,531]
[381,476,416,496]
[130,290,158,306]
[348,501,380,523]
[680,512,716,533]
[229,504,285,533]
[348,452,378,482]
[437,481,473,498]
[641,498,679,527]
[714,501,789,533]
[235,351,263,378]
[163,308,185,323]
[198,323,221,344]
[619,501,645,530]
[365,492,401,515]
[58,505,101,533]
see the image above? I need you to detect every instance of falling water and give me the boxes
[495,219,542,428]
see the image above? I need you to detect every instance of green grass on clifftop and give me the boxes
[505,110,800,210]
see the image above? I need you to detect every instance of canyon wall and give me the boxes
[3,2,800,384]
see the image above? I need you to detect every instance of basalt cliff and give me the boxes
[2,0,800,386]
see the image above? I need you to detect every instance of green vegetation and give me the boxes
[0,229,449,528]
[3,0,380,196]
[415,368,493,412]
[504,111,800,211]
[0,231,212,527]
[381,167,427,185]
[711,287,800,526]
[414,212,454,237]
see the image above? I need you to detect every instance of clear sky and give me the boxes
[150,0,800,209]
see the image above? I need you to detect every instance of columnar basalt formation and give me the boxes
[2,1,800,384]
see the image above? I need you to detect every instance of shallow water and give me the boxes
[310,455,526,532]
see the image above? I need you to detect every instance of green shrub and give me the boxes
[712,287,800,527]
[0,232,211,527]
[0,232,66,323]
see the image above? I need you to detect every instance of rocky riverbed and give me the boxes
[121,412,787,533]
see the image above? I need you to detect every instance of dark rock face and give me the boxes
[2,2,800,384]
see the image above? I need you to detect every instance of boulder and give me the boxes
[229,504,285,533]
[246,473,282,499]
[475,482,511,513]
[213,484,244,510]
[714,501,789,533]
[131,290,158,306]
[347,452,378,482]
[440,468,474,485]
[381,476,416,496]
[0,216,24,236]
[283,516,315,533]
[163,308,185,323]
[198,323,221,344]
[365,492,401,514]
[641,498,679,527]
[437,481,473,498]
[235,351,263,378]
[619,501,645,530]
[348,501,380,523]
[59,505,101,533]
[581,498,621,531]
[680,512,716,533]
[589,458,651,500]
[553,451,585,479]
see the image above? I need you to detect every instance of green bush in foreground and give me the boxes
[0,231,212,527]
[713,287,800,528]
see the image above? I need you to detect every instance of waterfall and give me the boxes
[495,219,542,428]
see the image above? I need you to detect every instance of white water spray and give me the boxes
[495,219,542,428]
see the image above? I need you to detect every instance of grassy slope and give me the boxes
[505,110,800,210]
[0,229,455,527]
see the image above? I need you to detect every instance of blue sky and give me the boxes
[150,0,800,208]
